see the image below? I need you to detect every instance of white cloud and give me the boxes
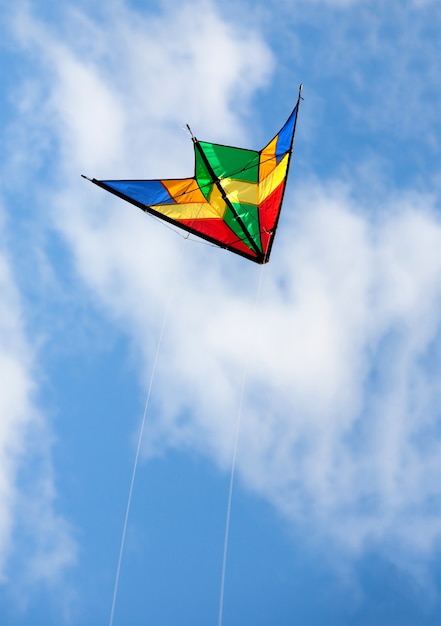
[0,207,76,588]
[0,252,33,580]
[6,0,441,564]
[128,181,440,555]
[53,176,441,555]
[12,0,273,177]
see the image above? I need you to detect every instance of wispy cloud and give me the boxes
[254,0,441,190]
[0,204,76,592]
[0,230,33,579]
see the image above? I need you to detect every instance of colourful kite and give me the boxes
[83,86,302,264]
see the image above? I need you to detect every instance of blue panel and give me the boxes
[275,106,298,161]
[103,180,174,206]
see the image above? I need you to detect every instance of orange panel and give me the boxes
[162,178,207,204]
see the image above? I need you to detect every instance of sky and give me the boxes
[0,0,440,624]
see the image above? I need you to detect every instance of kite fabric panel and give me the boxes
[84,86,302,264]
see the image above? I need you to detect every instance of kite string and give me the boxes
[217,260,267,626]
[109,239,187,626]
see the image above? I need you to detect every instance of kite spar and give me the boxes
[83,85,302,264]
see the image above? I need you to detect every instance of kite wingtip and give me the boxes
[81,174,93,182]
[186,123,198,143]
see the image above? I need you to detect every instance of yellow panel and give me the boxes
[154,201,225,220]
[259,137,278,180]
[208,184,227,216]
[258,154,289,203]
[221,179,258,206]
[162,178,207,204]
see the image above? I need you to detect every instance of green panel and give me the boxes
[224,202,262,253]
[195,150,214,201]
[199,142,259,182]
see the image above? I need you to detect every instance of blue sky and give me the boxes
[0,0,440,624]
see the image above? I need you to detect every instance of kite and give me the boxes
[83,85,302,264]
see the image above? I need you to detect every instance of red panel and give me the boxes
[259,181,286,256]
[179,218,259,258]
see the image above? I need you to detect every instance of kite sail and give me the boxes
[83,85,302,264]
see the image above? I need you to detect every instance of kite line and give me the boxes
[108,238,187,626]
[217,257,268,626]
